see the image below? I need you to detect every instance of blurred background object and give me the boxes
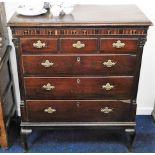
[152,103,155,121]
[0,2,17,149]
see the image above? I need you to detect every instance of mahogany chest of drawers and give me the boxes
[8,5,152,151]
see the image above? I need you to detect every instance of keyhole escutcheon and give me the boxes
[77,57,80,63]
[77,78,80,84]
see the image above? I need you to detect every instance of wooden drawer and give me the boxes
[21,38,58,53]
[100,38,139,53]
[22,55,137,76]
[26,100,131,122]
[61,38,98,54]
[24,77,133,100]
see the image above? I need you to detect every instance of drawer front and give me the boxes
[22,55,137,76]
[61,39,98,53]
[100,38,139,53]
[21,38,58,53]
[26,100,131,122]
[24,77,133,100]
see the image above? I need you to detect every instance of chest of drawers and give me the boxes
[8,5,152,152]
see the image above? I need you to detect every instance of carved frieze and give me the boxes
[11,27,147,36]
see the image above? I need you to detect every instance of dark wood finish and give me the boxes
[61,38,98,53]
[8,5,152,27]
[26,100,131,122]
[8,4,152,151]
[20,128,32,153]
[100,38,139,53]
[24,77,133,100]
[21,38,58,53]
[22,55,137,76]
[125,128,136,152]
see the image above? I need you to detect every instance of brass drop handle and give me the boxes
[33,40,46,49]
[101,107,113,113]
[103,60,116,68]
[73,41,85,49]
[42,83,55,91]
[44,107,56,114]
[41,60,54,68]
[112,40,125,48]
[102,83,114,91]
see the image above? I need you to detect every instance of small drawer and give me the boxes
[22,55,137,76]
[26,100,131,122]
[100,38,139,53]
[61,38,98,54]
[24,77,134,100]
[21,38,58,53]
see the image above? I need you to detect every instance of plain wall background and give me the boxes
[3,0,155,115]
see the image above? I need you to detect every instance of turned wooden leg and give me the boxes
[20,128,32,152]
[125,128,136,152]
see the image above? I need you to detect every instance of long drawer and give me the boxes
[22,55,137,76]
[24,77,133,100]
[26,100,131,122]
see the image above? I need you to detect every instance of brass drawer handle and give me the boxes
[41,60,54,68]
[42,83,55,91]
[73,41,85,49]
[102,83,114,91]
[33,40,46,49]
[101,107,113,113]
[44,107,56,113]
[112,40,125,48]
[103,60,116,68]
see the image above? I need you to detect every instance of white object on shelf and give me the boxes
[50,5,62,17]
[61,2,74,14]
[16,5,47,16]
